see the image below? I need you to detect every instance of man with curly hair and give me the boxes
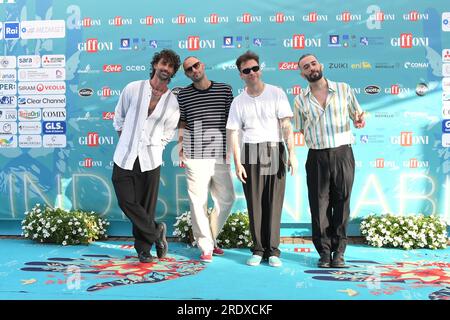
[112,49,181,263]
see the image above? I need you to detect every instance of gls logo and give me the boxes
[178,36,216,51]
[443,120,450,133]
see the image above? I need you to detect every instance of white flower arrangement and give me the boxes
[173,209,253,248]
[21,204,109,246]
[360,214,448,250]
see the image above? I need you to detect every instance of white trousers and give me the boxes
[184,158,236,253]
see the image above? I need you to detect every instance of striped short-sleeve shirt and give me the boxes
[177,81,233,159]
[293,79,363,150]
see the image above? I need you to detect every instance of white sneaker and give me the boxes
[246,255,262,266]
[268,256,282,267]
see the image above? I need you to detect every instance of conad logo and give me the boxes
[364,85,381,95]
[78,88,93,97]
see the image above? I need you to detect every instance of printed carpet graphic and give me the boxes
[0,239,449,300]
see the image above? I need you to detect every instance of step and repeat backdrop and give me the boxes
[0,0,449,235]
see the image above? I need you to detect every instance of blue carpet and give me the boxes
[0,239,449,300]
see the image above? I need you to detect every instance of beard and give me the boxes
[305,70,323,82]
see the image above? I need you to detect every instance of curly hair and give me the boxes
[149,49,181,81]
[235,50,260,72]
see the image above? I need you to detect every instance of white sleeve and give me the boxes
[161,98,180,147]
[113,84,130,131]
[226,98,242,130]
[277,88,294,119]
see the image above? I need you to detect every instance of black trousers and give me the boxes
[306,144,355,256]
[112,158,161,254]
[241,142,286,258]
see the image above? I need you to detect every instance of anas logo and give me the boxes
[237,13,262,24]
[172,15,196,24]
[403,11,428,21]
[391,33,429,48]
[78,88,93,97]
[283,34,321,49]
[336,12,362,22]
[364,85,380,95]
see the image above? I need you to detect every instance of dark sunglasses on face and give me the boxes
[185,61,201,73]
[241,65,260,74]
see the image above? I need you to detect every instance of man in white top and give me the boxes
[112,49,181,263]
[226,51,298,267]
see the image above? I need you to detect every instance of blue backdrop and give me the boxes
[0,0,449,236]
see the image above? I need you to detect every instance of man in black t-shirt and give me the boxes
[177,56,236,263]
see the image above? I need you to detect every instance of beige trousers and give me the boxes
[184,158,236,253]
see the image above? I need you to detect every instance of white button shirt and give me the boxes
[113,80,180,172]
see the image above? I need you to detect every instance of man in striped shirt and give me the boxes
[177,56,236,263]
[294,54,365,268]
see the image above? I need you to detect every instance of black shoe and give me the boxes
[331,253,347,268]
[138,251,153,263]
[155,222,168,259]
[317,252,331,268]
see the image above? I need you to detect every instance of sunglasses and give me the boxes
[241,65,260,74]
[185,61,201,73]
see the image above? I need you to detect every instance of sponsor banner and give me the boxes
[0,56,17,69]
[4,21,19,40]
[43,134,66,148]
[78,88,93,97]
[17,55,41,68]
[0,135,17,148]
[0,109,17,121]
[18,95,66,108]
[18,121,41,134]
[18,81,66,95]
[42,121,66,134]
[42,54,65,67]
[18,68,66,81]
[0,95,17,108]
[42,108,66,121]
[20,20,65,39]
[0,121,17,134]
[0,69,16,81]
[442,133,450,147]
[18,134,42,148]
[0,83,16,95]
[18,109,41,121]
